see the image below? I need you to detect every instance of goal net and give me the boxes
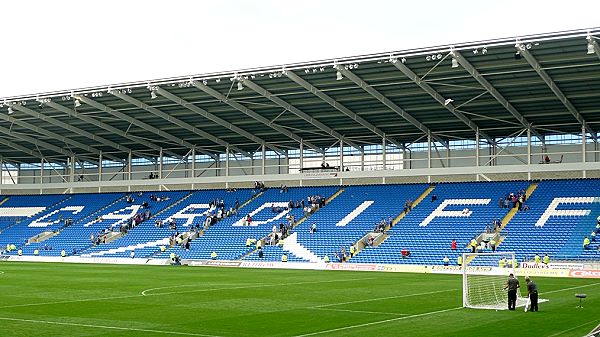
[462,252,527,310]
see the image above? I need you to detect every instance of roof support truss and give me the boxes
[450,50,545,143]
[516,43,596,141]
[45,101,172,160]
[334,65,449,148]
[154,87,283,155]
[108,90,243,158]
[0,121,78,160]
[391,59,496,145]
[76,95,196,158]
[192,80,323,154]
[7,104,121,162]
[283,70,406,151]
[239,77,363,152]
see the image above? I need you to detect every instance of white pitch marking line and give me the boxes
[547,319,600,337]
[292,307,463,337]
[0,316,222,337]
[140,277,377,296]
[313,307,409,316]
[543,282,600,295]
[140,283,252,296]
[313,288,457,308]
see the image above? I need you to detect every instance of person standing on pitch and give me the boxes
[525,276,538,312]
[503,273,520,310]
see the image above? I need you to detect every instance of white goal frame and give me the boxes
[462,251,527,310]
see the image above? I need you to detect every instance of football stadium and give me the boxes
[1,4,600,336]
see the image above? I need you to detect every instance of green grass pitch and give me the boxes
[0,262,598,336]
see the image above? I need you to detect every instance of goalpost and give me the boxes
[462,252,528,310]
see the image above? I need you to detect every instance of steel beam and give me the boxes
[5,105,119,162]
[155,87,283,155]
[283,70,406,151]
[0,137,52,162]
[391,60,496,145]
[239,77,362,151]
[109,90,244,158]
[192,80,323,154]
[76,95,196,158]
[451,50,545,143]
[334,65,448,148]
[12,103,133,159]
[517,43,596,140]
[0,123,76,159]
[45,101,175,159]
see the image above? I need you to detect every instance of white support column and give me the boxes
[299,139,304,172]
[40,158,44,184]
[475,129,480,168]
[0,155,3,185]
[159,147,163,179]
[382,136,387,170]
[446,147,451,168]
[127,151,132,181]
[361,146,365,171]
[527,127,532,181]
[582,124,587,178]
[261,144,266,175]
[427,132,432,169]
[69,155,75,183]
[340,139,344,172]
[226,145,230,177]
[98,151,103,182]
[191,147,196,178]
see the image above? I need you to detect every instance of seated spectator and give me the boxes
[462,208,470,214]
[523,204,530,211]
[258,247,264,258]
[544,155,551,164]
[583,236,590,249]
[310,223,317,234]
[401,248,410,258]
[443,256,449,266]
[451,239,457,250]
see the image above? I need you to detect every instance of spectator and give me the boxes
[281,253,288,262]
[470,238,477,253]
[544,155,551,164]
[583,236,591,249]
[211,251,217,260]
[310,223,317,234]
[443,256,449,266]
[451,239,457,250]
[457,255,463,266]
[543,254,550,266]
[258,247,264,258]
[130,251,135,259]
[591,231,597,242]
[401,248,410,258]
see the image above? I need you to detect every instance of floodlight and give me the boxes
[451,57,459,68]
[237,81,244,91]
[444,98,454,106]
[588,39,595,55]
[7,106,13,114]
[150,90,158,99]
[514,51,522,60]
[74,99,82,107]
[336,70,343,81]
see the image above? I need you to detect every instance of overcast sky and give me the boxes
[1,0,598,98]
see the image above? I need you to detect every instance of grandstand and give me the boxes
[0,25,599,337]
[1,27,600,266]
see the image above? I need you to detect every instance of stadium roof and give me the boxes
[1,27,600,163]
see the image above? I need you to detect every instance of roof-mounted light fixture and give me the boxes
[587,35,595,55]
